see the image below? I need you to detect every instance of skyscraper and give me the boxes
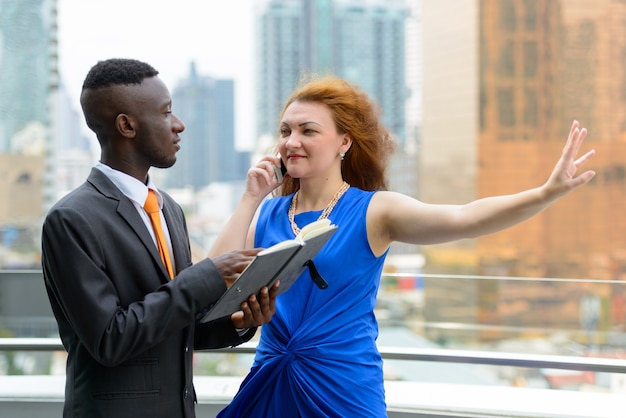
[0,0,55,153]
[255,0,408,145]
[0,0,58,223]
[165,62,245,190]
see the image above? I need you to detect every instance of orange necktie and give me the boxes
[144,189,174,279]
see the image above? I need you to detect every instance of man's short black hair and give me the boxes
[82,58,159,90]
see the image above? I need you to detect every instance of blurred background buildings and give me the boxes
[164,62,251,190]
[1,0,626,351]
[425,0,626,281]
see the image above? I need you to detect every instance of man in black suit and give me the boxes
[41,58,279,418]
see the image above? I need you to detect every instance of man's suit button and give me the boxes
[183,387,189,399]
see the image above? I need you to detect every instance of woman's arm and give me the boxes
[208,155,283,256]
[367,120,595,255]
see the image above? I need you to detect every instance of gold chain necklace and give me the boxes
[288,181,350,236]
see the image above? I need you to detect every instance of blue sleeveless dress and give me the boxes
[217,187,388,418]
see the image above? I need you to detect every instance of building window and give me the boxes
[16,172,32,184]
[523,0,537,30]
[524,88,537,128]
[497,88,516,127]
[498,40,516,77]
[499,0,517,32]
[524,41,538,78]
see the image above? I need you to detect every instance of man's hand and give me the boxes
[231,280,280,329]
[211,249,262,288]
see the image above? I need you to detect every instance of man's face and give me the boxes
[131,76,185,169]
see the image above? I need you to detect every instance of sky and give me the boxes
[57,0,257,149]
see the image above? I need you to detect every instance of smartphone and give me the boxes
[274,155,287,183]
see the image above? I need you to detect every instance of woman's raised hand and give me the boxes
[541,120,595,200]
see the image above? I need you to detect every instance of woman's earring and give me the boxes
[340,151,345,160]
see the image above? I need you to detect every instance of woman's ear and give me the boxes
[341,133,352,154]
[115,113,136,138]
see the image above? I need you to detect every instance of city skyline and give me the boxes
[57,0,257,150]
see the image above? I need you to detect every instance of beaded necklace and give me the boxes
[288,181,350,236]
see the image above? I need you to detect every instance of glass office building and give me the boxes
[255,0,408,146]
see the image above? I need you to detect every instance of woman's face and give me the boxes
[278,101,349,180]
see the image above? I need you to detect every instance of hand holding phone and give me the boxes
[273,155,287,183]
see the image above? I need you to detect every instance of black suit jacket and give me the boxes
[42,168,253,418]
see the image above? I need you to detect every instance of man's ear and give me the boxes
[115,113,136,138]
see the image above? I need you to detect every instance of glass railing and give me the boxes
[1,270,626,417]
[190,272,626,393]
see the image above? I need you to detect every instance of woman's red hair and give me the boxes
[276,75,395,196]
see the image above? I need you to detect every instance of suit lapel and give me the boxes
[117,199,170,278]
[87,168,172,282]
[161,197,190,274]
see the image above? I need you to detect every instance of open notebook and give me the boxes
[199,219,337,323]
